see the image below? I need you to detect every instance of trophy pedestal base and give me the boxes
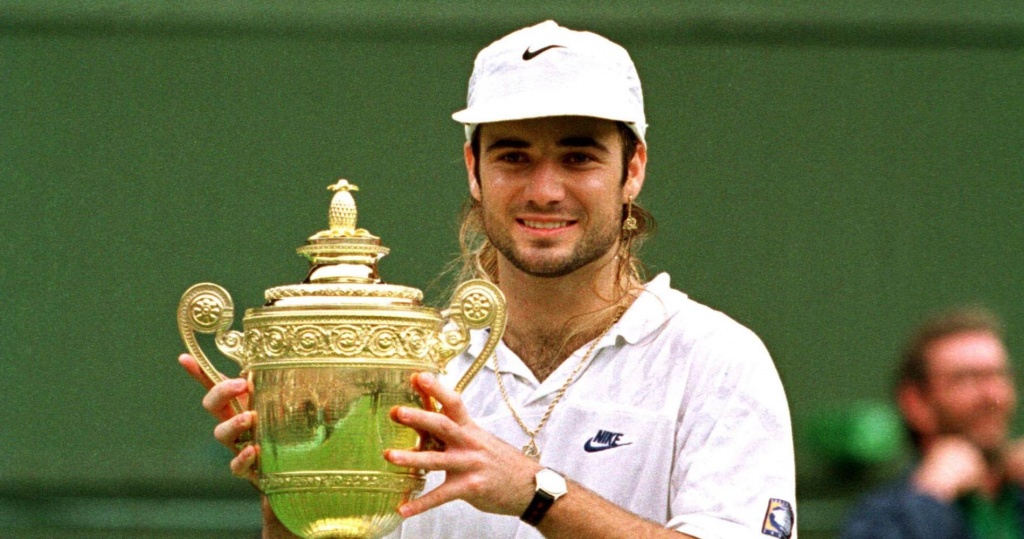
[297,516,400,539]
[262,471,425,539]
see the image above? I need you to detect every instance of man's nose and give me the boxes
[522,161,566,205]
[981,374,1016,408]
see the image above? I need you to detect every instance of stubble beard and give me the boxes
[481,205,621,279]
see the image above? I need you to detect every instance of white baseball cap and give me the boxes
[452,20,647,145]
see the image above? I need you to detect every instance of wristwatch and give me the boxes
[521,468,568,526]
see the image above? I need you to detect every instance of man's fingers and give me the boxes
[231,443,259,481]
[413,372,470,425]
[385,447,465,473]
[398,482,458,518]
[390,404,464,446]
[214,411,256,449]
[412,373,434,411]
[202,378,250,421]
[179,354,216,390]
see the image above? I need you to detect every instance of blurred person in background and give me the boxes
[842,306,1023,539]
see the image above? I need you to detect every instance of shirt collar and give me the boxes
[611,272,683,345]
[464,272,684,371]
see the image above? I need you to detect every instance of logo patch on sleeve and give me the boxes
[761,498,793,538]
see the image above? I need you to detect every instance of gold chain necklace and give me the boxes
[494,307,625,460]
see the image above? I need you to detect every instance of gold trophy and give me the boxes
[177,179,506,538]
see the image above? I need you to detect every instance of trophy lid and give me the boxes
[263,179,423,307]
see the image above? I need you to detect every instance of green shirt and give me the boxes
[958,486,1024,539]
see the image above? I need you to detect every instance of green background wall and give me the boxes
[2,2,1023,536]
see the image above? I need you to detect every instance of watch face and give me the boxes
[537,468,568,497]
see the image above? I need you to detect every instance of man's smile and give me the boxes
[520,219,573,230]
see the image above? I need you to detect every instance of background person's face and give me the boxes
[922,331,1016,452]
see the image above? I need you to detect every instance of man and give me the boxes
[181,20,796,538]
[842,307,1022,539]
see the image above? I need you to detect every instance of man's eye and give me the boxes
[498,152,527,164]
[565,153,595,164]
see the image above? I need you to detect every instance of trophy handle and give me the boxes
[437,279,507,393]
[177,283,249,415]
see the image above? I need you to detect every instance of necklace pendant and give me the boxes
[522,440,540,460]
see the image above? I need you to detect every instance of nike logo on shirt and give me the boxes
[584,430,633,452]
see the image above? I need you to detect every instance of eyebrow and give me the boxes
[484,136,609,153]
[485,138,530,152]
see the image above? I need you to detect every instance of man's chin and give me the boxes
[515,261,579,279]
[505,251,591,278]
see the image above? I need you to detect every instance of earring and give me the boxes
[622,196,638,232]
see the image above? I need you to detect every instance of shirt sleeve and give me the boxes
[665,323,798,539]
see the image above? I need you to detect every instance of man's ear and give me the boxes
[464,142,481,202]
[897,383,938,437]
[622,143,647,203]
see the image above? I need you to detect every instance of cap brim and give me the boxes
[452,93,642,126]
[452,94,645,144]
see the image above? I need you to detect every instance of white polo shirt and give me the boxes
[393,273,796,539]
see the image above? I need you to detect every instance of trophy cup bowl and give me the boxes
[177,180,505,538]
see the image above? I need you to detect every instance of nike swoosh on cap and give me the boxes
[522,44,565,60]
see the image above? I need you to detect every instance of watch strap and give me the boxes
[521,489,557,526]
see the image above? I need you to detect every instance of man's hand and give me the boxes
[177,353,258,480]
[1000,439,1024,485]
[383,372,543,518]
[912,437,986,501]
[179,353,300,539]
[384,374,696,539]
